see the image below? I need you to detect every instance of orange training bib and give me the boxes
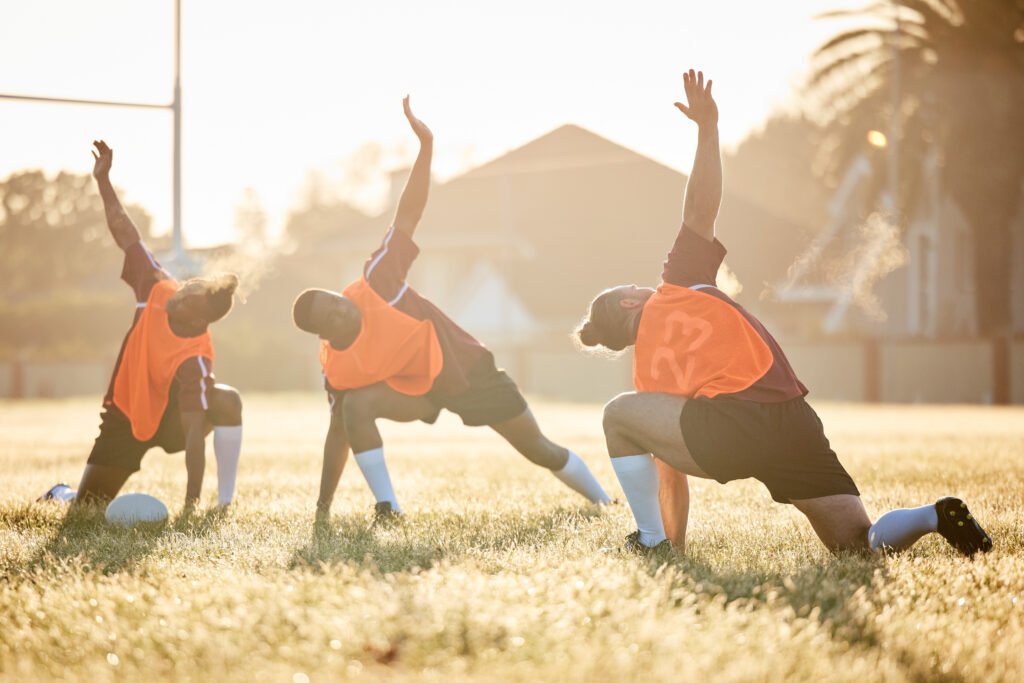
[320,278,443,396]
[112,279,215,441]
[633,283,773,398]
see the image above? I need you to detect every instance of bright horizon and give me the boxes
[1,0,859,246]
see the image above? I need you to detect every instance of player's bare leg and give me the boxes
[790,494,872,552]
[342,383,437,453]
[795,493,994,557]
[490,409,568,469]
[603,392,709,476]
[655,460,690,549]
[602,392,704,550]
[491,408,610,503]
[341,383,437,516]
[73,464,133,506]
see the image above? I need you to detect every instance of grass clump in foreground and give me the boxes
[2,396,1023,681]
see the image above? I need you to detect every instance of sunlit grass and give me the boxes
[2,396,1023,681]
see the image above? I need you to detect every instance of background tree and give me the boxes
[0,170,153,359]
[808,0,1024,335]
[0,170,151,299]
[723,113,830,236]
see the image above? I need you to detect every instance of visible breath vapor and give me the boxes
[784,212,907,322]
[198,187,277,302]
[716,262,743,299]
[201,242,277,303]
[840,212,907,320]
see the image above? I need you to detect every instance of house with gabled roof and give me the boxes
[314,124,809,399]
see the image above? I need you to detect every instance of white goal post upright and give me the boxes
[0,0,192,272]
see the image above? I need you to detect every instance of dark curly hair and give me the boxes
[574,287,634,353]
[195,273,239,322]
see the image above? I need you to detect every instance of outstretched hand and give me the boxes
[403,96,433,143]
[91,140,113,179]
[674,69,718,128]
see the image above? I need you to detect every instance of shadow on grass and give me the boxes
[636,548,958,682]
[289,505,606,574]
[5,502,228,577]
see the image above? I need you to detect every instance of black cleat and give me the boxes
[372,501,402,527]
[622,530,672,557]
[935,497,993,557]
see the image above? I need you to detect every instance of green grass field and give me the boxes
[2,395,1023,682]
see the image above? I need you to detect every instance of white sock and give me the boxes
[353,447,400,512]
[552,451,611,504]
[213,425,243,506]
[610,454,666,547]
[869,503,938,552]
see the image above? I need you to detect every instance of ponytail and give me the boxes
[574,287,635,354]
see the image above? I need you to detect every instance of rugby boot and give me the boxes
[372,501,403,527]
[935,497,993,557]
[622,530,672,556]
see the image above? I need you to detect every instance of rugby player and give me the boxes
[576,71,992,557]
[39,141,244,508]
[293,98,611,520]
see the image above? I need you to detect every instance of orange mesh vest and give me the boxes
[633,283,773,398]
[112,279,215,441]
[320,278,443,396]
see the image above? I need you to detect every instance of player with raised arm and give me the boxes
[38,141,244,509]
[292,97,611,521]
[575,70,993,557]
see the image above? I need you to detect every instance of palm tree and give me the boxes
[808,0,1024,337]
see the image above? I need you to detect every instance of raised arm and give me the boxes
[391,97,434,238]
[675,70,722,242]
[91,140,142,250]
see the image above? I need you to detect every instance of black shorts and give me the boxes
[424,354,528,427]
[680,395,860,504]
[86,402,186,474]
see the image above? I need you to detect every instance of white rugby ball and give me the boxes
[105,493,169,527]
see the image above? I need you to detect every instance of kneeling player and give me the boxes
[292,97,610,519]
[39,141,244,508]
[576,71,992,557]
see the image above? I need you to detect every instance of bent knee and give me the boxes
[208,384,243,426]
[341,386,381,423]
[602,392,639,433]
[830,523,871,554]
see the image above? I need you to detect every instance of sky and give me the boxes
[0,0,858,246]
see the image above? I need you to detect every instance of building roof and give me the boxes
[339,123,811,327]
